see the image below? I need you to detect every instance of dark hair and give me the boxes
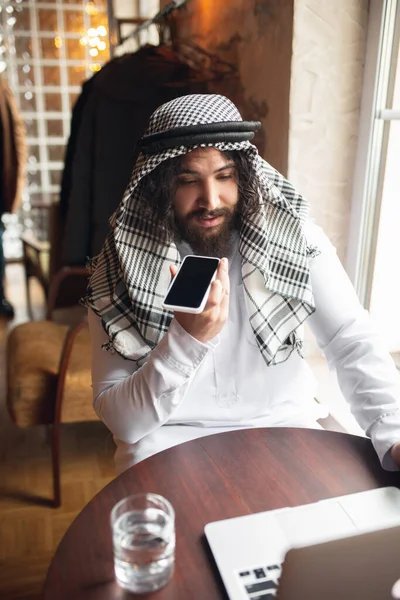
[136,149,261,240]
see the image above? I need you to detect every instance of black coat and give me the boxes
[62,46,206,265]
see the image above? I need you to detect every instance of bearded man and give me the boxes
[85,94,400,473]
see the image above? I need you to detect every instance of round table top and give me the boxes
[44,427,400,599]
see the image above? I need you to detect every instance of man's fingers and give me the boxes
[220,278,230,314]
[216,257,228,281]
[218,257,230,296]
[169,264,178,279]
[391,442,400,467]
[207,278,223,307]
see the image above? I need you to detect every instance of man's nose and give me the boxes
[198,180,220,210]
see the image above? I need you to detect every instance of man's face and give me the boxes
[172,147,239,257]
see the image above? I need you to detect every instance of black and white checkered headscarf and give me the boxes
[85,94,316,365]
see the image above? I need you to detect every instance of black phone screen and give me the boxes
[164,256,220,309]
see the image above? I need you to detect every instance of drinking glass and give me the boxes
[110,492,175,593]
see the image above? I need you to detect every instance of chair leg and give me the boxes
[51,423,61,508]
[51,321,88,509]
[25,272,33,320]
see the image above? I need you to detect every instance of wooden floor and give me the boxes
[0,263,116,600]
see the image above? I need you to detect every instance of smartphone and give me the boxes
[162,255,220,314]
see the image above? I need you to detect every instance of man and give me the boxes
[0,74,27,319]
[86,94,400,473]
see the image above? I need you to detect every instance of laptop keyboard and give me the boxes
[238,563,282,599]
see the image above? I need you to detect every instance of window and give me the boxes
[347,0,400,352]
[0,0,109,258]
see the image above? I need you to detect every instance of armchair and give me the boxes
[6,269,96,508]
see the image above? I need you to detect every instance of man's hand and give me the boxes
[391,442,400,468]
[169,257,230,343]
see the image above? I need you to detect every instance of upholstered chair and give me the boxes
[6,269,96,508]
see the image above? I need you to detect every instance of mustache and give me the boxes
[186,208,231,220]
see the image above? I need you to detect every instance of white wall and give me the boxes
[289,0,368,359]
[288,0,368,264]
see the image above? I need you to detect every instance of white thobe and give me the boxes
[88,223,400,473]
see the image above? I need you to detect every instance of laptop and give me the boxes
[204,486,400,600]
[276,524,400,599]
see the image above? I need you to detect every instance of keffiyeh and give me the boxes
[85,94,316,365]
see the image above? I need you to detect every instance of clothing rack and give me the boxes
[113,0,237,82]
[120,0,191,45]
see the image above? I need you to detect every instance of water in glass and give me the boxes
[113,506,175,593]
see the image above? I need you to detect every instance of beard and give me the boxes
[174,207,238,258]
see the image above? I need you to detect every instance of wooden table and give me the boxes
[44,428,400,599]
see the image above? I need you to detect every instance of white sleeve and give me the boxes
[88,309,216,445]
[306,222,400,470]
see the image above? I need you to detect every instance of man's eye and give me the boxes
[177,179,196,186]
[217,174,233,181]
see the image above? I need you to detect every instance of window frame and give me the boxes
[346,0,400,309]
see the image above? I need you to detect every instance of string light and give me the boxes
[51,2,109,77]
[86,1,98,16]
[78,24,108,58]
